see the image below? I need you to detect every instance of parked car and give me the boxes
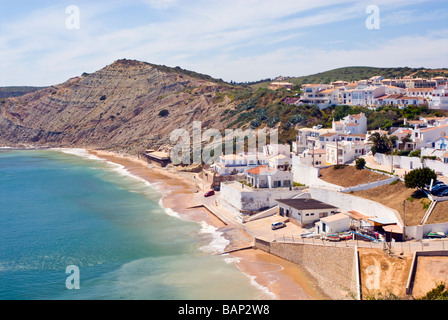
[271,221,286,230]
[429,181,444,189]
[204,190,215,197]
[437,189,448,197]
[213,186,220,192]
[431,184,448,195]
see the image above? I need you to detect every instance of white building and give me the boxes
[268,154,292,171]
[246,165,293,189]
[293,127,333,154]
[263,144,291,157]
[375,94,426,108]
[213,154,248,176]
[332,113,368,135]
[405,88,434,99]
[315,213,351,236]
[276,198,339,228]
[412,124,448,149]
[298,84,336,109]
[212,144,288,176]
[429,84,448,110]
[298,149,327,167]
[326,140,369,165]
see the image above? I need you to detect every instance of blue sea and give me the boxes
[0,149,267,300]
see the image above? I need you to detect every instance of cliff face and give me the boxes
[0,59,237,154]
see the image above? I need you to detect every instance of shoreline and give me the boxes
[86,149,330,301]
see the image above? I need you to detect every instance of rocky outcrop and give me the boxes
[0,59,238,154]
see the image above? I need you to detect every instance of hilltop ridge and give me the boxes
[0,59,238,154]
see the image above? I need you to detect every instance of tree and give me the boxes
[399,134,413,150]
[404,167,437,190]
[355,158,366,170]
[368,132,395,155]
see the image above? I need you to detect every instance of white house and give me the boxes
[298,84,336,109]
[268,154,292,171]
[276,198,339,228]
[263,144,291,157]
[293,127,333,154]
[299,149,327,167]
[315,213,351,236]
[405,88,434,99]
[432,136,448,150]
[213,154,248,175]
[212,143,288,176]
[429,84,448,110]
[350,86,386,107]
[246,165,293,189]
[412,124,448,149]
[375,94,426,108]
[326,140,368,165]
[332,113,367,135]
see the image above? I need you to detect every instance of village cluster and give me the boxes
[270,75,448,110]
[144,75,448,245]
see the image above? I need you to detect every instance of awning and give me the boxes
[367,217,397,226]
[382,225,403,234]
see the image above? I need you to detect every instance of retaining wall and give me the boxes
[254,238,358,300]
[406,250,448,295]
[219,182,301,215]
[374,153,448,176]
[405,222,448,240]
[309,187,403,226]
[292,156,398,192]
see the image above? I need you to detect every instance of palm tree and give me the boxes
[368,132,395,155]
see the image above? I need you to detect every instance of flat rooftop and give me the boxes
[276,198,338,211]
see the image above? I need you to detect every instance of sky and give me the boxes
[0,0,448,86]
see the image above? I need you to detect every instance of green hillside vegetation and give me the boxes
[248,66,448,89]
[220,86,448,145]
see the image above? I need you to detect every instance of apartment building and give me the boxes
[429,84,448,110]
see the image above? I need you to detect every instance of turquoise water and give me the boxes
[0,149,265,300]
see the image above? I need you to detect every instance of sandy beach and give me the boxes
[88,149,330,300]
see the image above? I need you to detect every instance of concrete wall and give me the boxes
[292,156,397,192]
[374,153,448,176]
[309,187,403,227]
[292,157,341,190]
[254,239,358,300]
[406,250,448,295]
[340,176,398,193]
[219,182,302,215]
[405,222,448,240]
[374,153,423,172]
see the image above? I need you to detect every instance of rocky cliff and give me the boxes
[0,59,238,154]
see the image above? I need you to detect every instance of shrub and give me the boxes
[158,109,169,117]
[404,167,437,190]
[355,158,366,170]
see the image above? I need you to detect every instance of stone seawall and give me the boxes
[255,239,358,300]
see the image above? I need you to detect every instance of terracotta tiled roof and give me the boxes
[247,165,275,175]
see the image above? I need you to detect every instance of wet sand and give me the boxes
[88,149,329,300]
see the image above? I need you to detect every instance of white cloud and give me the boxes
[0,0,446,85]
[141,0,178,9]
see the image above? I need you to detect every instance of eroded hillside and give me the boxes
[0,59,238,154]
